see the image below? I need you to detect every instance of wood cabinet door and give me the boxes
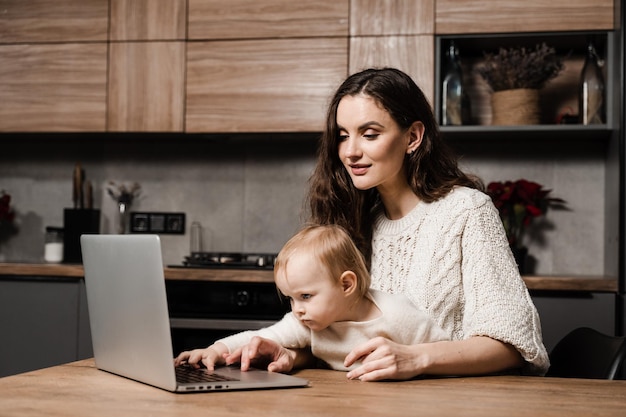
[0,0,108,43]
[188,0,349,39]
[350,36,435,106]
[107,42,186,132]
[110,0,187,41]
[350,0,434,36]
[186,38,348,133]
[0,43,107,132]
[435,0,615,34]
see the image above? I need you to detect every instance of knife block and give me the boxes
[63,208,100,263]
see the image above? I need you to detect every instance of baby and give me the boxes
[174,224,448,372]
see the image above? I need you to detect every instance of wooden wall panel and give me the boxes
[188,0,349,39]
[109,0,187,41]
[0,43,107,132]
[349,36,435,106]
[350,0,434,36]
[186,38,348,132]
[0,0,108,43]
[436,0,615,34]
[107,42,185,132]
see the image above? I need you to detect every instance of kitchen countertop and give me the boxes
[0,262,619,292]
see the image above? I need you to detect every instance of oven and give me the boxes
[166,252,289,355]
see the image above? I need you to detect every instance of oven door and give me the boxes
[165,280,289,355]
[170,318,279,355]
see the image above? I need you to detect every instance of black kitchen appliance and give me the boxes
[179,252,277,270]
[166,252,286,355]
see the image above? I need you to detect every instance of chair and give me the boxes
[546,327,626,380]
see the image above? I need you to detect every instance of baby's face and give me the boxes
[275,252,347,331]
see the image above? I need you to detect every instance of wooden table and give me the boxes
[1,359,625,417]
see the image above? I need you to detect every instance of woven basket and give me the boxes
[491,88,540,126]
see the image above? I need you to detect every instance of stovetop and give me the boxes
[175,252,277,270]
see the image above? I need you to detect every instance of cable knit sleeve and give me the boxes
[457,190,549,375]
[370,187,550,376]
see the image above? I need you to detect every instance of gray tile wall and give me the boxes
[0,133,605,276]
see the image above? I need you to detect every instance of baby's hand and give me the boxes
[174,343,229,370]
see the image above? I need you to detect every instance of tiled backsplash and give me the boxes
[0,133,606,275]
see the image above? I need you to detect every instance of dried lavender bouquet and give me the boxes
[477,43,564,91]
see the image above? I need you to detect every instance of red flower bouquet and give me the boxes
[486,179,565,248]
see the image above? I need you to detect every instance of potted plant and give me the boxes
[477,42,564,125]
[486,179,565,273]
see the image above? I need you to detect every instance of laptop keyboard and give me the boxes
[176,365,240,384]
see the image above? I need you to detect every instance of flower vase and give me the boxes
[491,88,540,126]
[117,202,130,234]
[510,246,528,275]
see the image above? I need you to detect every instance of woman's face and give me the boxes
[336,94,418,193]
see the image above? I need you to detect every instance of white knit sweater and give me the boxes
[369,186,549,375]
[217,289,449,371]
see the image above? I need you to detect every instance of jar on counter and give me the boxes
[44,226,64,263]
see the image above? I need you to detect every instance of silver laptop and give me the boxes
[81,234,308,393]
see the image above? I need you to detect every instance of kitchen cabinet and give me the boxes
[109,0,187,41]
[350,36,435,107]
[0,43,107,132]
[350,0,434,36]
[107,1,187,132]
[0,277,92,378]
[435,0,615,34]
[531,292,616,352]
[107,42,186,132]
[186,38,348,133]
[0,0,108,43]
[187,0,349,40]
[348,0,435,105]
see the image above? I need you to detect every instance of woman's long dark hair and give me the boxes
[307,68,482,262]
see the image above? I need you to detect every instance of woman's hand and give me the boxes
[174,342,228,370]
[344,337,426,381]
[344,336,524,381]
[224,336,297,373]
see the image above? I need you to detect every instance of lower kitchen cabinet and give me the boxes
[531,291,616,352]
[0,277,92,377]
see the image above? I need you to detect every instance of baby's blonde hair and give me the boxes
[274,224,370,297]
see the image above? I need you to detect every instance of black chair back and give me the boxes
[546,327,626,380]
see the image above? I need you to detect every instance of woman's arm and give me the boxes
[344,336,523,381]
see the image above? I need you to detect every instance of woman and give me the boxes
[230,68,549,381]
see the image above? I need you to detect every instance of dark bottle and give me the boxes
[579,41,605,125]
[441,41,466,126]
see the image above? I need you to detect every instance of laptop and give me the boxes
[80,234,309,393]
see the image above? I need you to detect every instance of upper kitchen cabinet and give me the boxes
[435,0,615,34]
[349,0,435,104]
[186,38,347,133]
[0,0,108,43]
[350,36,435,105]
[107,42,185,132]
[350,0,434,36]
[0,43,107,132]
[109,0,187,41]
[188,0,349,40]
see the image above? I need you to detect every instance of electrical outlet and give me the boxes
[130,212,186,234]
